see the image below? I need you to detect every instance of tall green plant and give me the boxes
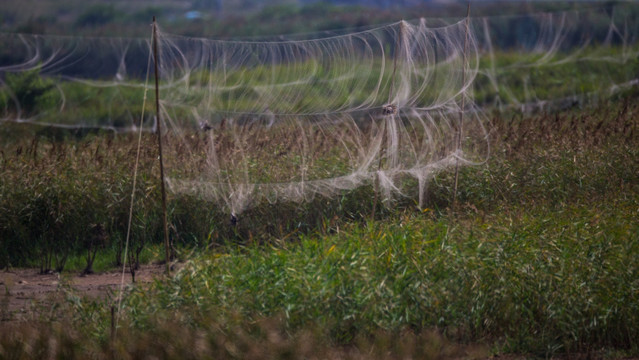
[4,67,56,116]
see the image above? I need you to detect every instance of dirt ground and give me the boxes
[0,264,168,322]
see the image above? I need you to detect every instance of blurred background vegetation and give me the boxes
[0,0,620,38]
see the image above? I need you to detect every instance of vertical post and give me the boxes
[110,305,116,358]
[452,3,471,210]
[110,305,115,340]
[152,16,171,275]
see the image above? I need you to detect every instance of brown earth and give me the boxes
[0,264,168,322]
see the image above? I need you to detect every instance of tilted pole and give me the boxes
[152,16,171,275]
[452,3,471,210]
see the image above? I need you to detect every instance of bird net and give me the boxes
[156,18,485,214]
[1,4,637,215]
[473,4,639,111]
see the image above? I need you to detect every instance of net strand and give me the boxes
[114,30,154,335]
[1,6,638,215]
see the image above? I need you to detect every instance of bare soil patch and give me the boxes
[1,264,167,321]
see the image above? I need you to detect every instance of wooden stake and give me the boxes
[110,305,115,340]
[110,305,116,358]
[452,3,471,211]
[152,16,171,276]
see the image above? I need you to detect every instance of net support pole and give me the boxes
[152,16,171,276]
[452,3,471,211]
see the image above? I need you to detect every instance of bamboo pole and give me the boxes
[452,3,471,210]
[152,16,171,276]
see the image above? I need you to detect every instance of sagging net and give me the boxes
[1,4,638,214]
[156,18,484,214]
[0,34,154,132]
[474,4,639,111]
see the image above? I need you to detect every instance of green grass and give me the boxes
[2,42,637,130]
[1,79,638,358]
[61,243,163,274]
[99,94,638,357]
[117,201,637,355]
[2,90,637,358]
[473,46,639,106]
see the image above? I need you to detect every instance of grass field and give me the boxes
[1,84,638,358]
[2,2,639,358]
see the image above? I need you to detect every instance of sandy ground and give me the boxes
[0,264,168,322]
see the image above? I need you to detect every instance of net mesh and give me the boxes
[156,19,485,214]
[1,5,637,214]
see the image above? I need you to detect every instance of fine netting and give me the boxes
[1,4,638,215]
[155,18,486,214]
[473,4,639,112]
[0,33,154,131]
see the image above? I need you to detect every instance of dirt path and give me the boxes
[1,264,168,321]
